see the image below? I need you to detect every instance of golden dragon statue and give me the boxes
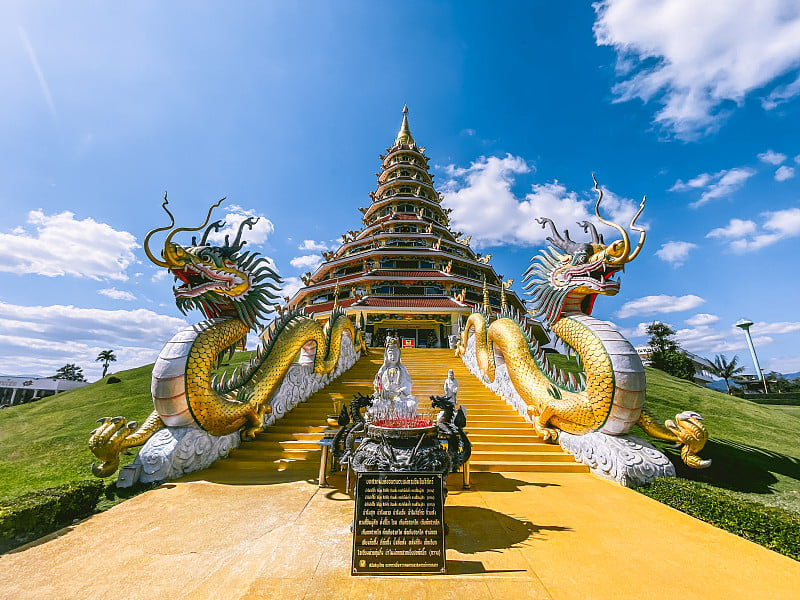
[456,178,710,468]
[89,197,366,477]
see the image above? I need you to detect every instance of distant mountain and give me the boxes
[0,374,45,379]
[781,371,800,381]
[706,379,729,392]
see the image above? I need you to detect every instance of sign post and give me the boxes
[352,471,446,575]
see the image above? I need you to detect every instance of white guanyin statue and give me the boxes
[371,340,417,416]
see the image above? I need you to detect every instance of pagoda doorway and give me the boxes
[367,316,452,349]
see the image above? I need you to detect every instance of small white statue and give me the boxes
[444,369,459,402]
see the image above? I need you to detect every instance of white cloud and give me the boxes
[685,313,719,327]
[796,154,800,164]
[151,270,168,282]
[298,239,329,252]
[0,210,137,280]
[290,254,323,271]
[594,0,800,138]
[762,74,800,110]
[460,128,476,136]
[655,241,696,267]
[743,321,800,335]
[618,322,650,339]
[280,276,304,300]
[616,294,705,319]
[670,167,755,207]
[766,355,800,374]
[669,172,712,191]
[675,325,772,356]
[204,205,274,247]
[758,150,787,165]
[722,208,800,252]
[440,155,643,248]
[706,218,757,239]
[775,165,795,181]
[0,302,186,380]
[98,288,136,301]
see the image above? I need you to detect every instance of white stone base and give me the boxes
[128,426,240,484]
[558,431,675,487]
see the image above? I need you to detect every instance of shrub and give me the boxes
[0,480,105,553]
[732,392,800,405]
[637,478,800,561]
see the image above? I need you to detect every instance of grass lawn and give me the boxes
[0,365,154,502]
[1,352,798,516]
[638,368,800,514]
[764,404,800,419]
[550,354,800,513]
[0,352,256,503]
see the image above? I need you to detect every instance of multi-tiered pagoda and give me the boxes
[289,107,537,348]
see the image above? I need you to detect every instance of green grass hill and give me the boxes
[1,355,798,513]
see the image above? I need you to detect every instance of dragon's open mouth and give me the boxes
[556,260,621,293]
[171,263,242,298]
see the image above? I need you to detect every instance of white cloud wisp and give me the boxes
[0,210,138,280]
[440,155,643,248]
[0,302,187,380]
[616,294,705,319]
[594,0,800,139]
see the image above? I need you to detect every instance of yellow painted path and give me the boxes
[2,471,799,598]
[2,350,799,599]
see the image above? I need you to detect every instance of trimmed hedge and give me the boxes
[0,480,104,553]
[734,393,800,405]
[637,478,800,561]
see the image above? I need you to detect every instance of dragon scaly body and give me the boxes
[457,180,710,468]
[90,197,366,477]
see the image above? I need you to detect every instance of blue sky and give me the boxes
[1,1,799,380]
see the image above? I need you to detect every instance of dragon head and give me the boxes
[523,176,646,324]
[144,195,282,329]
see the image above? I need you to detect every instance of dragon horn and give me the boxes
[577,220,604,245]
[592,174,630,265]
[143,193,175,268]
[163,197,226,249]
[626,195,647,262]
[231,217,259,251]
[536,217,582,254]
[199,219,226,246]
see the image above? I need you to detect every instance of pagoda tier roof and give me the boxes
[357,296,466,309]
[304,298,358,314]
[297,270,511,293]
[370,269,449,278]
[305,296,465,314]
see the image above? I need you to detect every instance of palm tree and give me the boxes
[710,354,746,393]
[96,350,117,378]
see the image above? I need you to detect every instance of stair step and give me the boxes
[208,349,587,476]
[469,461,589,473]
[470,451,576,462]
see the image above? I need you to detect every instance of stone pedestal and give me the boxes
[127,426,240,484]
[558,431,675,487]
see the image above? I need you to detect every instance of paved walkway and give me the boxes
[1,469,798,600]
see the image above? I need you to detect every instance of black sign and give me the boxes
[352,471,446,575]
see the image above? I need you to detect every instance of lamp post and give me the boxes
[735,318,769,394]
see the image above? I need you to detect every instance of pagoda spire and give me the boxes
[394,104,415,146]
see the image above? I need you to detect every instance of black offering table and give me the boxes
[352,471,446,575]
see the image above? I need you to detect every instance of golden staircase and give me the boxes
[198,348,587,482]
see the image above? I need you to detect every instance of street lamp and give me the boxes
[735,318,769,394]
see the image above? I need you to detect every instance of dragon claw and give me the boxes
[665,411,711,469]
[89,415,136,478]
